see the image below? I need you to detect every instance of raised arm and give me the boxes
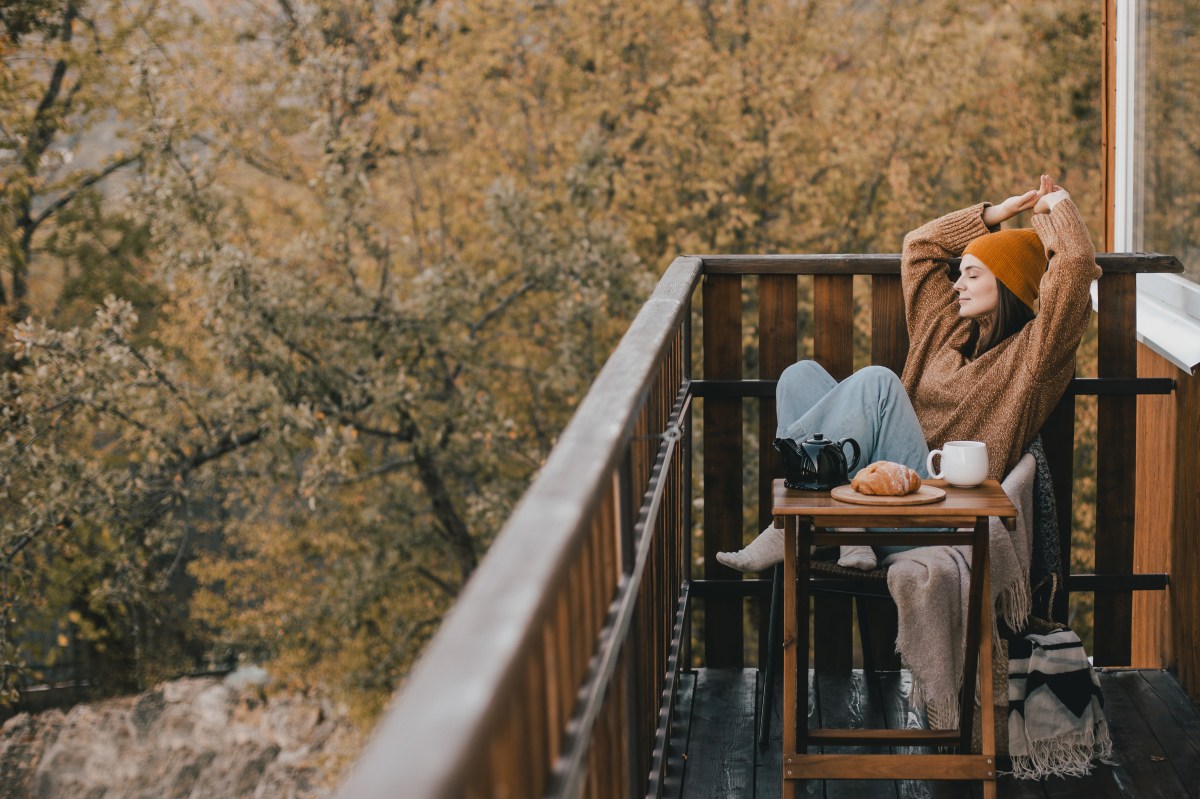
[1022,190,1102,385]
[902,179,1051,347]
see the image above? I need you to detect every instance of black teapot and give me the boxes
[774,433,861,491]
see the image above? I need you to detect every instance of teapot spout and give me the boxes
[773,437,801,457]
[774,437,814,490]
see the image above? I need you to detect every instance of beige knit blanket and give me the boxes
[883,453,1036,729]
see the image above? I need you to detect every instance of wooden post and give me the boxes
[1095,274,1137,665]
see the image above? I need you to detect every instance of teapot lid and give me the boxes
[802,433,833,446]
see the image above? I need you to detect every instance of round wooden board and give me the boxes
[830,484,947,506]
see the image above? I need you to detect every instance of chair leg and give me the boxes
[758,563,784,749]
[854,594,889,711]
[855,595,877,680]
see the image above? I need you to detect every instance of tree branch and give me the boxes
[182,428,267,474]
[327,456,416,485]
[23,2,78,164]
[190,132,302,183]
[469,277,538,337]
[107,331,214,439]
[30,152,142,232]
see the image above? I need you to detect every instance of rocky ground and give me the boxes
[0,674,361,799]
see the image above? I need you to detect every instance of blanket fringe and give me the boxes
[909,675,963,730]
[998,579,1031,635]
[1006,719,1115,780]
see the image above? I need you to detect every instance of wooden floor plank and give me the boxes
[1139,669,1200,754]
[682,668,759,798]
[1093,671,1190,798]
[817,670,898,799]
[764,669,821,798]
[752,667,786,799]
[996,769,1046,799]
[1111,671,1200,798]
[680,668,1200,799]
[664,670,697,799]
[874,670,953,799]
[1037,763,1124,799]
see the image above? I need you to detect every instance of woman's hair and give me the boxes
[976,280,1036,356]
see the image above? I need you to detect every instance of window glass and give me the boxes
[1135,0,1200,282]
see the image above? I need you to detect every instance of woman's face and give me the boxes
[953,254,999,318]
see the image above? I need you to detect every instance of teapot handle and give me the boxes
[838,438,861,472]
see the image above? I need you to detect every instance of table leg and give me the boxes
[781,516,796,794]
[797,517,812,757]
[980,554,997,796]
[781,515,815,797]
[959,515,990,753]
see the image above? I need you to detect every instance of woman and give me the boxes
[718,174,1100,572]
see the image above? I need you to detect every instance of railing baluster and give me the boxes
[542,625,561,771]
[526,631,548,797]
[757,275,798,666]
[870,274,909,374]
[813,274,856,673]
[703,273,744,667]
[862,273,911,669]
[813,275,855,380]
[1043,391,1077,625]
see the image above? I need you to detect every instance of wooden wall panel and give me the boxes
[1133,345,1174,668]
[1172,360,1200,700]
[1132,343,1200,695]
[1133,343,1200,700]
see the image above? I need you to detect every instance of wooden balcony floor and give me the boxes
[663,668,1200,798]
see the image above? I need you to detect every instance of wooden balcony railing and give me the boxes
[339,251,1182,798]
[340,256,701,798]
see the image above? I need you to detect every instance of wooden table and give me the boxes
[773,478,1017,799]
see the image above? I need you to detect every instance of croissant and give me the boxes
[851,461,921,496]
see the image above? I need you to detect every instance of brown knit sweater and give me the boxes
[899,199,1101,480]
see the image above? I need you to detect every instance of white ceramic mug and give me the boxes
[926,441,988,487]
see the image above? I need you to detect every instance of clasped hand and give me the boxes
[983,174,1069,227]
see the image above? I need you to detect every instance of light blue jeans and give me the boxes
[776,360,932,556]
[776,361,930,477]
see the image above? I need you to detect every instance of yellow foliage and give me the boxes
[2,0,1106,724]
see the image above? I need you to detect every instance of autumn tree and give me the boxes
[0,0,160,336]
[3,0,651,711]
[3,0,1104,722]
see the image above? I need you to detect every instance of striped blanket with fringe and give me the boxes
[1007,626,1114,779]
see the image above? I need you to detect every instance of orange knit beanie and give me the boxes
[963,229,1048,311]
